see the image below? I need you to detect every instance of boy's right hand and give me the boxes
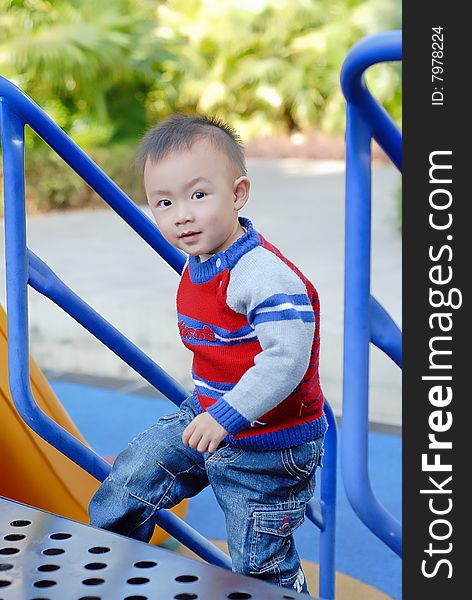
[182,412,228,453]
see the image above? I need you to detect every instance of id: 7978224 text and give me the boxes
[431,26,444,106]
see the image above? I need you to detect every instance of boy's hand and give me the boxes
[182,412,228,453]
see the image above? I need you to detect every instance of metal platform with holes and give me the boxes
[0,496,314,600]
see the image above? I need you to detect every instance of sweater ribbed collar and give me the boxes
[188,216,259,283]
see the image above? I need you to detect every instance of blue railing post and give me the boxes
[340,30,402,557]
[318,403,337,600]
[0,83,231,570]
[2,71,337,593]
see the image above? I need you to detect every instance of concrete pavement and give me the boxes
[0,159,402,425]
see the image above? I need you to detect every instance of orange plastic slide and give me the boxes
[0,306,186,543]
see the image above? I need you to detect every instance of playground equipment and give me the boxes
[0,495,309,599]
[0,57,337,599]
[0,73,234,572]
[340,30,402,557]
[0,306,98,521]
[0,306,187,546]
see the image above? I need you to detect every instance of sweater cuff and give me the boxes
[207,397,251,435]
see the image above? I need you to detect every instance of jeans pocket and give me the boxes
[249,504,305,573]
[282,440,319,481]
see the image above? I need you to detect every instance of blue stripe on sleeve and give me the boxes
[253,293,310,309]
[252,309,315,326]
[247,293,310,321]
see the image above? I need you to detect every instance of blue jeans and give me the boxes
[89,396,324,595]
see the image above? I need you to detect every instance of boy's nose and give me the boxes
[174,209,194,225]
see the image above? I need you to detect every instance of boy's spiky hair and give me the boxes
[136,113,246,176]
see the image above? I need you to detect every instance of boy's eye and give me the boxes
[157,199,172,208]
[192,191,205,200]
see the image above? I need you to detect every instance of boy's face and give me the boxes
[144,138,249,258]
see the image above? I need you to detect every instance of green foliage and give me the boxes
[0,0,402,213]
[0,0,169,147]
[147,0,401,137]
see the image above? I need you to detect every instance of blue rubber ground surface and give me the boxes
[53,381,402,599]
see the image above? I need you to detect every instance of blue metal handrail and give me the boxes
[1,72,337,595]
[340,30,402,557]
[0,76,231,569]
[306,402,337,600]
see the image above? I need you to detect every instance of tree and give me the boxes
[146,0,401,136]
[0,0,170,146]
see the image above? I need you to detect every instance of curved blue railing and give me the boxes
[0,76,231,569]
[1,72,337,596]
[340,30,402,557]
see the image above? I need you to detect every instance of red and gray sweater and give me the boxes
[176,216,327,450]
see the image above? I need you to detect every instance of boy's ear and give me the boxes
[233,176,250,210]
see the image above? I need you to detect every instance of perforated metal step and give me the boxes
[0,496,312,599]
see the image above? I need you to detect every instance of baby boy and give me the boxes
[89,114,327,595]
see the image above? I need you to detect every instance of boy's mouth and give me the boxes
[180,231,201,242]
